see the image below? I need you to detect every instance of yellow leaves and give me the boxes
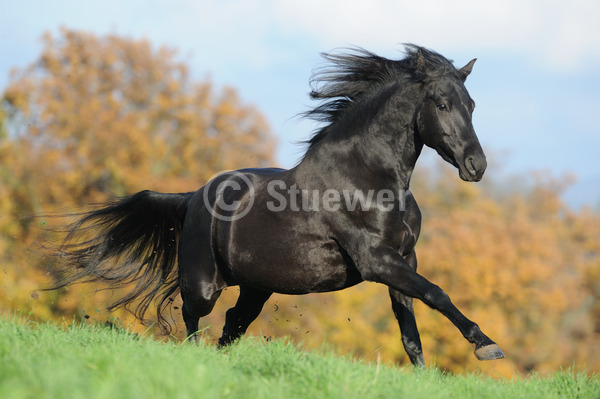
[2,27,276,198]
[0,28,276,340]
[1,27,598,377]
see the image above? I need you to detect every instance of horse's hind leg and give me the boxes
[389,251,425,367]
[178,197,226,343]
[181,288,222,343]
[179,251,225,342]
[218,286,272,346]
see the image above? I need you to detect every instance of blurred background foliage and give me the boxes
[1,29,598,377]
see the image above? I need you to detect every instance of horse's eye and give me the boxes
[436,103,448,111]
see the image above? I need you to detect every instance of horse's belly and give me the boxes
[229,238,362,295]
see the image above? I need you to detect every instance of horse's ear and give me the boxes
[459,58,477,81]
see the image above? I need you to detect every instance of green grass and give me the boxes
[0,317,598,399]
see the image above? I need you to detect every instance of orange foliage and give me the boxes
[1,28,599,377]
[0,28,275,330]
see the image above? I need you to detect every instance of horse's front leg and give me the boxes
[389,288,425,366]
[389,250,425,367]
[364,247,504,361]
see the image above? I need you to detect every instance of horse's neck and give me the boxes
[296,92,423,190]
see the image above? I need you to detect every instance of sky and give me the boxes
[1,0,599,206]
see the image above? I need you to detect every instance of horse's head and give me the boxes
[416,55,486,182]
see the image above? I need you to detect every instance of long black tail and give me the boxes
[46,190,194,332]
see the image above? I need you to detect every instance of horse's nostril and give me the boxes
[465,156,477,175]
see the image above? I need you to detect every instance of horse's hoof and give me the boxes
[187,333,199,344]
[474,344,505,361]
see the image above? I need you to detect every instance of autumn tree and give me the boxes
[0,28,275,325]
[1,28,598,377]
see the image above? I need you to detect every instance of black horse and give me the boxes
[48,45,504,366]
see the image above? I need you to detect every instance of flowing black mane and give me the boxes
[304,45,459,147]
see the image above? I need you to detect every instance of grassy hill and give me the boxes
[0,317,597,399]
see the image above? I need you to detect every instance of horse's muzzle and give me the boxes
[460,153,487,182]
